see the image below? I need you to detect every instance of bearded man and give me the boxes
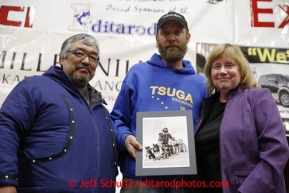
[110,11,208,193]
[0,33,117,193]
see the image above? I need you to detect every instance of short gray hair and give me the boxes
[59,33,99,62]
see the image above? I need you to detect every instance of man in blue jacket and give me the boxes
[0,33,117,193]
[110,11,208,193]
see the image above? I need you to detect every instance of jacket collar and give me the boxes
[43,66,105,106]
[195,85,242,134]
[209,84,241,101]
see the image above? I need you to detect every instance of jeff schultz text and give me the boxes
[69,179,230,189]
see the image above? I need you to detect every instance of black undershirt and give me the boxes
[195,99,226,193]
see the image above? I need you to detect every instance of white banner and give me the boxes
[0,0,288,111]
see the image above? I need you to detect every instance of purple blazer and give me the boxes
[196,86,289,193]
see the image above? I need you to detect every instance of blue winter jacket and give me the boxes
[0,66,118,193]
[196,86,289,193]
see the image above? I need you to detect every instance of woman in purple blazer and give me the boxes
[195,43,289,193]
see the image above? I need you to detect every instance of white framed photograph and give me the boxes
[136,110,197,176]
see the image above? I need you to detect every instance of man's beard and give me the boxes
[73,74,90,84]
[157,40,188,63]
[71,73,90,89]
[72,65,92,86]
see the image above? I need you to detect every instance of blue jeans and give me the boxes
[120,178,193,193]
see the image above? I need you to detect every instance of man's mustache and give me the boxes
[75,65,92,73]
[165,44,180,49]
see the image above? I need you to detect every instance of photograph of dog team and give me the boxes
[144,127,188,162]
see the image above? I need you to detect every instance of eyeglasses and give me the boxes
[68,49,100,63]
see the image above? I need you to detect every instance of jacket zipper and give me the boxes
[219,99,228,186]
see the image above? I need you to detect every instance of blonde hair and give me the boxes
[204,43,259,95]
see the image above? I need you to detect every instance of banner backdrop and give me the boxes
[1,0,289,191]
[0,0,289,112]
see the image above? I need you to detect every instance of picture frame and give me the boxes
[136,110,197,176]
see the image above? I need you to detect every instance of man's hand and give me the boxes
[125,135,143,159]
[0,186,17,193]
